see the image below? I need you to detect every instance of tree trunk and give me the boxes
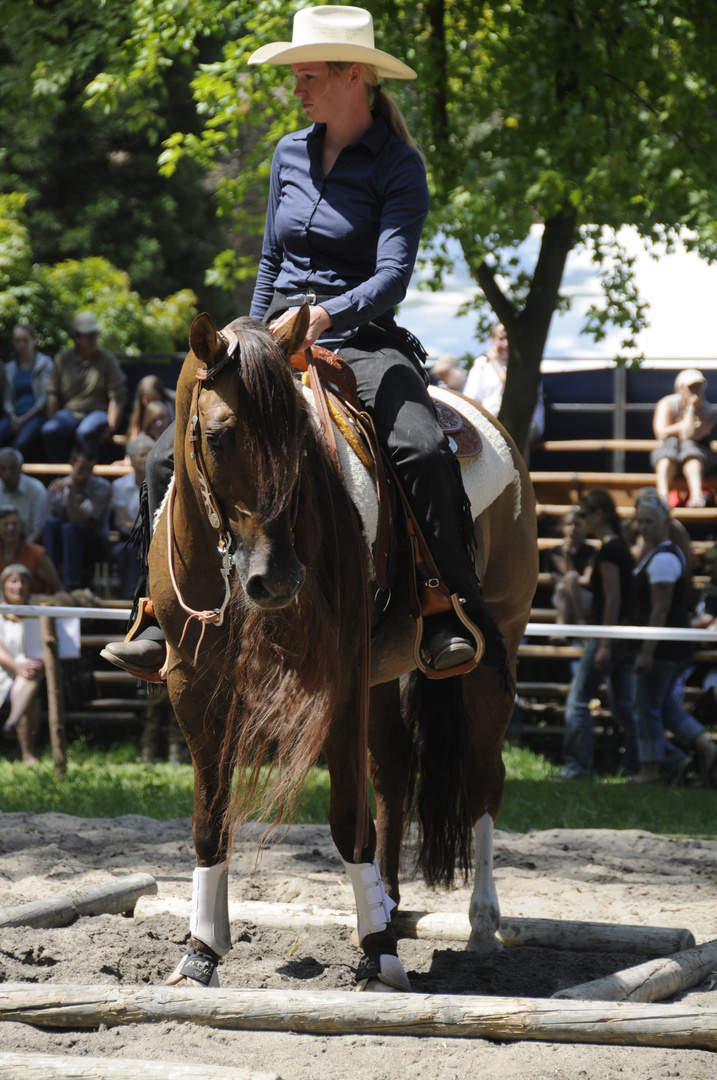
[0,874,158,929]
[466,207,578,455]
[133,896,694,957]
[1,984,717,1049]
[553,937,717,1003]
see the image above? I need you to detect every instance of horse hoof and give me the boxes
[356,978,404,993]
[355,952,411,992]
[466,932,504,954]
[165,948,220,988]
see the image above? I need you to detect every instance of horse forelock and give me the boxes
[219,319,308,520]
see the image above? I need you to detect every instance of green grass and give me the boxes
[0,740,714,838]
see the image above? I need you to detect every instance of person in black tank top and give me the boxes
[558,490,638,780]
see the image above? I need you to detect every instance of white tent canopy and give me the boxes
[400,226,717,367]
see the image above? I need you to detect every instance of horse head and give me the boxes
[182,309,312,610]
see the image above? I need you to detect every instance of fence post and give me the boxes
[40,615,66,781]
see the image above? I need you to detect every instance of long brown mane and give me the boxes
[203,320,368,833]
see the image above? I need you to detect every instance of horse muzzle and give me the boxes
[232,545,306,609]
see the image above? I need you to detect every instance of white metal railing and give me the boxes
[1,606,715,644]
[0,604,131,622]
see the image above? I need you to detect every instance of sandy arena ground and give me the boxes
[1,813,717,1078]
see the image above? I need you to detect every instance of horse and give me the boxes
[148,308,538,991]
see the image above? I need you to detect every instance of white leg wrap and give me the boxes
[467,811,502,953]
[342,857,396,943]
[189,861,231,957]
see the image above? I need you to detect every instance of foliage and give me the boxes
[0,0,229,317]
[0,195,197,355]
[1,741,714,839]
[74,0,717,448]
[4,2,717,444]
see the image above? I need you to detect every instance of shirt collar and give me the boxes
[303,113,390,158]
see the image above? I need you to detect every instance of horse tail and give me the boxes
[402,670,473,889]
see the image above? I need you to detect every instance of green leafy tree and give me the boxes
[0,0,228,319]
[11,1,717,451]
[0,194,197,355]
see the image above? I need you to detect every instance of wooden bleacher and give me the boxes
[16,427,717,762]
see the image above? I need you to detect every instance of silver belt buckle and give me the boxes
[304,290,316,306]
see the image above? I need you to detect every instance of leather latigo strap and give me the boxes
[290,344,361,411]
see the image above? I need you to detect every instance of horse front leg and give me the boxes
[323,707,411,993]
[164,660,234,988]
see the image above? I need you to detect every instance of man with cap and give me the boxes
[651,369,717,508]
[40,311,127,463]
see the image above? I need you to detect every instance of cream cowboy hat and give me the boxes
[247,5,417,80]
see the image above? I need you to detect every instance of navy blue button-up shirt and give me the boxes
[250,115,429,336]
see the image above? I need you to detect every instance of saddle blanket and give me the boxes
[301,384,522,553]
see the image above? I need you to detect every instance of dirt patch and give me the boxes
[1,813,717,1078]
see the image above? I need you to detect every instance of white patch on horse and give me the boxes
[154,475,174,534]
[301,383,522,571]
[467,811,503,953]
[429,386,523,521]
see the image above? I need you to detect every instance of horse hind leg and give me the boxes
[467,810,503,953]
[463,662,513,954]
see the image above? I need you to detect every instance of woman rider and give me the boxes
[103,5,504,678]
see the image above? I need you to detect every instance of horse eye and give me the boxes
[204,424,230,457]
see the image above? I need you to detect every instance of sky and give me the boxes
[399,227,717,367]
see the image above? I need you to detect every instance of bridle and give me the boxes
[166,326,242,661]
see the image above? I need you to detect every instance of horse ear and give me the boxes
[271,303,311,357]
[189,312,220,363]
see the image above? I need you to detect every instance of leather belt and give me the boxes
[282,290,340,306]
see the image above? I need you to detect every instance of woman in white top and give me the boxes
[0,563,44,764]
[463,322,544,455]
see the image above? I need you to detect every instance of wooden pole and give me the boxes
[553,937,717,1003]
[1,984,717,1050]
[0,873,158,930]
[40,615,66,781]
[0,1051,279,1080]
[133,896,695,957]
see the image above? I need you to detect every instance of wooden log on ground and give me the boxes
[553,937,717,1003]
[0,1051,279,1080]
[40,615,66,781]
[1,984,717,1050]
[0,873,158,929]
[133,896,694,956]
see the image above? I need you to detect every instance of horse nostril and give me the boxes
[245,565,306,608]
[245,575,272,604]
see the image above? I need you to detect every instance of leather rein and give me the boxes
[166,327,241,663]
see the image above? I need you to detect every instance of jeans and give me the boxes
[43,517,107,590]
[562,637,638,778]
[0,413,46,457]
[41,409,110,462]
[634,659,696,771]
